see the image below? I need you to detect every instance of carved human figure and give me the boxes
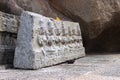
[38,26,47,46]
[61,24,69,51]
[54,27,62,51]
[45,20,57,53]
[72,27,80,48]
[67,26,74,48]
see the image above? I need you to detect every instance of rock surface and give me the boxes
[0,0,23,15]
[14,11,85,69]
[49,0,120,52]
[0,0,71,21]
[1,53,120,80]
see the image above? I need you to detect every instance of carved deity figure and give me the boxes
[38,26,47,47]
[45,20,57,53]
[61,24,69,51]
[54,27,62,51]
[67,26,74,48]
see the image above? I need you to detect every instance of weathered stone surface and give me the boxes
[0,32,16,64]
[14,11,85,69]
[0,11,18,33]
[0,0,23,15]
[0,11,18,64]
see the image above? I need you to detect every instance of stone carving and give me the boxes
[0,11,18,64]
[14,11,85,69]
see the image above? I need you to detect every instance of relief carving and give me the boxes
[37,19,83,54]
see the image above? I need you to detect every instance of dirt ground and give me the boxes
[0,53,120,80]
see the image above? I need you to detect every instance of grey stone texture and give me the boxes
[0,32,16,64]
[0,11,18,33]
[14,11,85,69]
[0,11,18,64]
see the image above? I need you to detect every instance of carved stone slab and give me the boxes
[0,11,18,64]
[14,11,85,69]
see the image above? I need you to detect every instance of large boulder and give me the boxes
[49,0,120,52]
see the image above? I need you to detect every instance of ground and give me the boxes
[0,53,120,80]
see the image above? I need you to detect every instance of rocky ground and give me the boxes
[0,53,120,80]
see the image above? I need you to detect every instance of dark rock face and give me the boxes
[0,32,16,64]
[49,0,120,52]
[88,12,120,52]
[0,0,23,15]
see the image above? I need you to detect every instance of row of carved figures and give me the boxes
[38,36,82,53]
[39,20,81,36]
[38,35,82,47]
[38,27,81,36]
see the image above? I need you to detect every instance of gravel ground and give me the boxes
[0,53,120,80]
